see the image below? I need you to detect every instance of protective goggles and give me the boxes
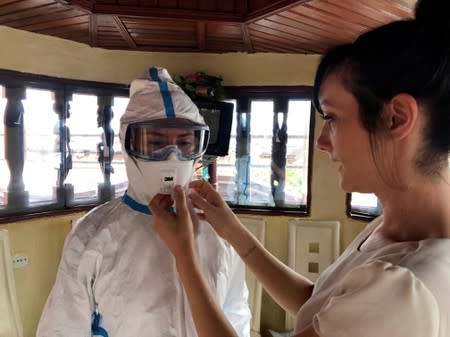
[124,119,209,161]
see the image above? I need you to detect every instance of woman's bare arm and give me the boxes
[149,187,238,337]
[189,180,314,315]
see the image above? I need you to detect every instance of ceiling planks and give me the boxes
[0,0,416,53]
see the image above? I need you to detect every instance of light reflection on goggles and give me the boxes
[125,120,209,161]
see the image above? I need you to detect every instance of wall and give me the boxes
[2,214,80,337]
[0,25,367,336]
[0,25,318,86]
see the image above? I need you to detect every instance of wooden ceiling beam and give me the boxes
[66,1,310,24]
[197,21,206,51]
[92,5,244,22]
[132,45,203,52]
[241,23,254,53]
[112,16,137,49]
[89,13,97,47]
[62,0,94,12]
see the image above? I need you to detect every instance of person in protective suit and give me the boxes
[37,66,251,337]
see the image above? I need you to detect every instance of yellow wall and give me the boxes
[0,25,367,336]
[2,214,82,337]
[0,25,318,86]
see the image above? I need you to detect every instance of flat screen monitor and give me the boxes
[196,100,234,157]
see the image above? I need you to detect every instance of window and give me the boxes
[22,88,59,206]
[347,193,382,220]
[0,71,314,219]
[348,156,450,220]
[62,94,128,203]
[216,87,314,214]
[0,70,129,219]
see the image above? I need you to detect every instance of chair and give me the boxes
[285,220,340,330]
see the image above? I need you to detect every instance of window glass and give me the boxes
[110,96,129,197]
[215,99,237,201]
[0,86,7,208]
[22,88,60,206]
[349,192,382,217]
[246,100,274,206]
[285,100,311,206]
[64,93,102,203]
[216,96,312,212]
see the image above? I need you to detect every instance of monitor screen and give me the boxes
[196,100,234,157]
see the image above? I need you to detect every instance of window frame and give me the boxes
[222,85,315,216]
[0,69,129,223]
[346,193,379,221]
[0,71,316,222]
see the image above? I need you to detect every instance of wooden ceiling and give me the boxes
[1,0,416,54]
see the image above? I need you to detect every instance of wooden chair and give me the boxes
[285,220,340,330]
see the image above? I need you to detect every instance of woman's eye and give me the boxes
[321,114,334,122]
[178,141,194,152]
[148,140,164,150]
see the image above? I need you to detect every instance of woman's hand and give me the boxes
[148,185,196,259]
[188,180,242,240]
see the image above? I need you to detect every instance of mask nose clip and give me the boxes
[159,145,188,161]
[163,145,182,160]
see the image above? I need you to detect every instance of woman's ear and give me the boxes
[384,94,419,140]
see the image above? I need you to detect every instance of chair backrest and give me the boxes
[239,216,266,337]
[0,229,23,337]
[285,220,340,330]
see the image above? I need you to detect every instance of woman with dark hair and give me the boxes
[149,0,450,336]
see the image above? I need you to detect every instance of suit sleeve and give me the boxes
[312,260,439,337]
[221,246,252,337]
[36,231,99,337]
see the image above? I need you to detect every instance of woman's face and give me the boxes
[132,127,196,155]
[143,128,196,154]
[316,73,379,193]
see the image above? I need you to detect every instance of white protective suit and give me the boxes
[37,67,251,337]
